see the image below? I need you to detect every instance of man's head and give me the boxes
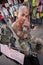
[18,6,29,21]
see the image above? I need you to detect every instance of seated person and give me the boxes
[12,5,43,55]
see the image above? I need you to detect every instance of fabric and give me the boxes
[0,19,6,24]
[10,7,14,17]
[36,0,39,6]
[14,11,18,16]
[33,9,36,17]
[23,55,40,65]
[0,14,4,20]
[32,0,36,7]
[3,8,9,17]
[14,0,18,4]
[24,0,28,2]
[1,44,25,65]
[40,12,43,17]
[36,13,40,18]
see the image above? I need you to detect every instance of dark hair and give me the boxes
[2,5,6,8]
[35,43,42,51]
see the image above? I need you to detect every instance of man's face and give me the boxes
[18,9,29,21]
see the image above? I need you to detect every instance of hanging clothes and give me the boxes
[24,0,28,3]
[32,0,36,7]
[36,0,39,6]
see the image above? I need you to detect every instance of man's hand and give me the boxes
[23,33,28,39]
[23,20,30,28]
[17,31,28,39]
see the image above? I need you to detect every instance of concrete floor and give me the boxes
[30,24,43,65]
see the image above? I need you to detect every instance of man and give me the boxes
[12,6,30,38]
[12,5,31,55]
[12,5,43,55]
